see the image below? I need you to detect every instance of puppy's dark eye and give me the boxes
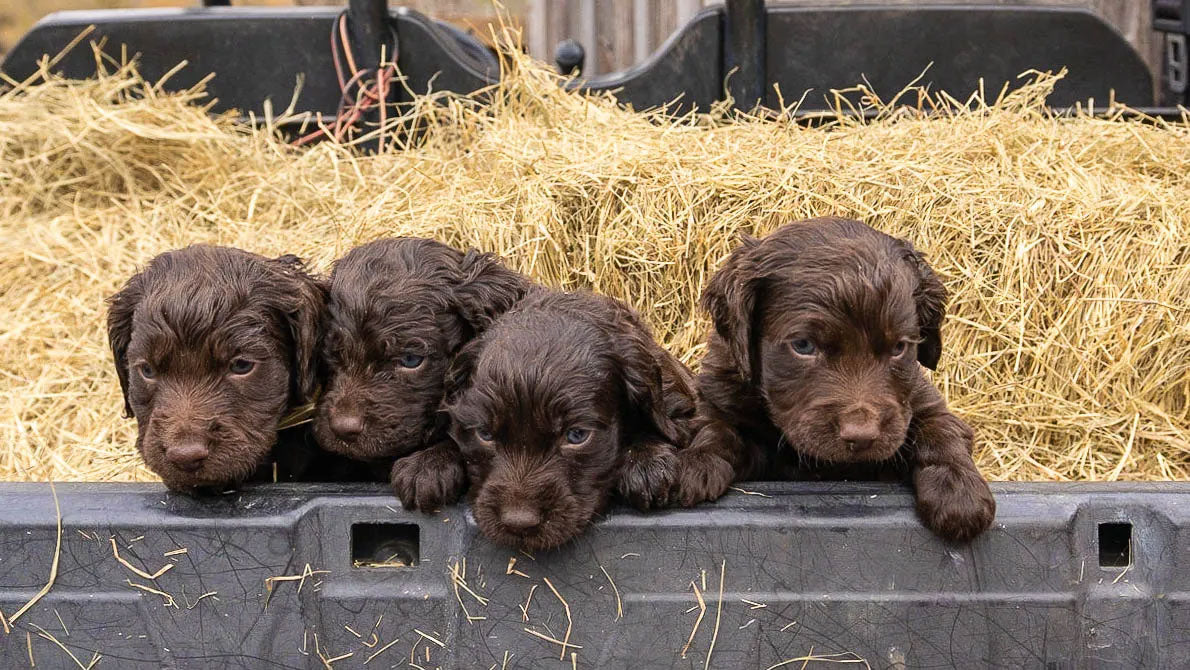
[475,428,494,443]
[891,340,909,358]
[229,359,255,375]
[138,363,156,380]
[564,428,590,445]
[791,339,817,356]
[397,353,425,369]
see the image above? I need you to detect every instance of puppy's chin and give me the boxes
[312,414,430,462]
[778,420,909,465]
[471,490,599,552]
[312,429,397,461]
[140,435,271,494]
[154,462,260,494]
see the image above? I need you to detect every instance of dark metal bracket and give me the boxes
[1154,0,1190,104]
[723,0,765,109]
[347,0,392,73]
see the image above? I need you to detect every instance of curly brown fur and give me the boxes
[106,245,327,492]
[446,290,696,552]
[677,217,995,542]
[314,238,531,510]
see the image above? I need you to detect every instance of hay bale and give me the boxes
[0,50,1186,483]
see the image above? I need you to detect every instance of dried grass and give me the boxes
[5,481,60,623]
[0,44,1187,483]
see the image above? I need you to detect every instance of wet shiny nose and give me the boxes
[838,409,881,451]
[166,439,209,472]
[330,412,365,441]
[500,505,542,534]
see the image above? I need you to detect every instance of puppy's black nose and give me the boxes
[330,412,364,440]
[166,439,209,472]
[500,505,542,534]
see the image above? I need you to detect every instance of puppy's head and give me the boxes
[106,245,324,491]
[702,217,947,464]
[448,292,680,551]
[314,238,529,461]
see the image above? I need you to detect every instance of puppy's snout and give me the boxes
[837,406,882,450]
[500,505,542,534]
[166,438,209,472]
[329,409,365,441]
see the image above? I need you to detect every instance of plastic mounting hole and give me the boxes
[1097,522,1131,568]
[352,523,419,568]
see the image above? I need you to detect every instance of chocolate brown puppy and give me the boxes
[107,245,328,492]
[676,217,995,542]
[315,238,531,510]
[446,290,696,551]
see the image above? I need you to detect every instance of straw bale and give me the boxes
[1,48,1186,482]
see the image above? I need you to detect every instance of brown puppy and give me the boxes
[315,238,531,510]
[676,217,995,542]
[446,290,695,551]
[107,245,327,492]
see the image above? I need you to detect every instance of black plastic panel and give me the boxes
[0,7,497,116]
[1,482,1186,668]
[764,6,1155,109]
[573,8,723,114]
[0,4,1164,118]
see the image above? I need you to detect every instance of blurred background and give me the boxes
[0,1,1162,80]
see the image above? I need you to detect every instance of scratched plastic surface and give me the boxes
[1,482,1187,669]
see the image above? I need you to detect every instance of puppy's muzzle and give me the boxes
[837,405,882,452]
[500,504,543,535]
[329,409,365,441]
[166,436,210,472]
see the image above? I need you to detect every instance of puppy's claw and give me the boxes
[914,463,996,542]
[673,448,735,507]
[390,444,467,512]
[618,441,678,510]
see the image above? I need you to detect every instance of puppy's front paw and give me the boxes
[390,444,467,511]
[618,441,678,510]
[914,464,996,542]
[673,448,735,507]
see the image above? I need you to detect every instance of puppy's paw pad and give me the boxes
[618,442,678,510]
[390,447,467,512]
[674,449,735,507]
[915,464,996,542]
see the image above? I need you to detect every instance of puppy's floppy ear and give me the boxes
[270,254,327,404]
[106,272,146,418]
[896,240,948,370]
[452,250,530,336]
[443,336,482,405]
[700,235,763,381]
[605,299,696,446]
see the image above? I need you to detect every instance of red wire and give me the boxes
[293,13,397,148]
[331,15,347,93]
[338,14,360,80]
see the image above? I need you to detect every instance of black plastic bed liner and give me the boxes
[1,481,1185,668]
